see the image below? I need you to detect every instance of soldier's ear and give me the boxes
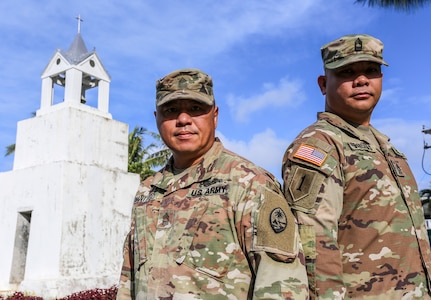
[213,106,219,128]
[317,75,326,95]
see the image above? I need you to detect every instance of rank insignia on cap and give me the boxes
[355,38,362,51]
[270,207,287,233]
[293,144,327,166]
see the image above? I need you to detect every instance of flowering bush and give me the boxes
[58,287,117,300]
[0,286,117,300]
[0,292,42,300]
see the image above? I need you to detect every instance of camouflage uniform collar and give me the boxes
[318,112,390,145]
[151,138,223,194]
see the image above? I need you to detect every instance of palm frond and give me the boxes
[127,125,171,180]
[144,148,172,169]
[355,0,431,11]
[5,144,15,157]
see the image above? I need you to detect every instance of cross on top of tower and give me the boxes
[76,15,84,34]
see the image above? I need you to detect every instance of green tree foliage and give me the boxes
[128,126,171,181]
[5,144,15,157]
[355,0,431,11]
[4,112,35,157]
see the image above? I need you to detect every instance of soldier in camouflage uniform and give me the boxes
[117,68,309,299]
[282,34,431,299]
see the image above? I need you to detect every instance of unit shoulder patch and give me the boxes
[286,165,326,213]
[254,189,296,259]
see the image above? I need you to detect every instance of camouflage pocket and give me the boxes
[299,224,316,293]
[134,204,149,271]
[175,197,247,282]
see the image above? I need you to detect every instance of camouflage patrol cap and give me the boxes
[156,68,214,107]
[321,34,389,69]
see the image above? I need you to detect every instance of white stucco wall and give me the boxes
[0,157,139,298]
[0,107,140,298]
[15,105,127,171]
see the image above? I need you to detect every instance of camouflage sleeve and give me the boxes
[250,174,309,299]
[117,176,155,299]
[282,141,346,299]
[116,229,134,299]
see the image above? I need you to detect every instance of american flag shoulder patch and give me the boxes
[293,144,327,166]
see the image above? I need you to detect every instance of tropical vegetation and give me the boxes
[355,0,431,10]
[127,126,171,180]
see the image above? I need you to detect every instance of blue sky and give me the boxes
[1,0,431,190]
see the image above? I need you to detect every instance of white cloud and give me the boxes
[372,118,431,190]
[226,77,305,122]
[380,87,402,105]
[217,128,289,181]
[217,118,431,190]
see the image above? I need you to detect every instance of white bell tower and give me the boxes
[38,18,110,117]
[0,17,139,298]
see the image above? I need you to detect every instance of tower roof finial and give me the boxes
[76,15,84,34]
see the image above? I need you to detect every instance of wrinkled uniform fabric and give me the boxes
[117,139,309,300]
[282,112,431,299]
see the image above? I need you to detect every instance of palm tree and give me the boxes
[128,126,171,181]
[355,0,431,10]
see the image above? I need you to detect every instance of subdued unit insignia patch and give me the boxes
[270,207,287,233]
[293,144,327,166]
[255,189,296,256]
[289,167,317,203]
[287,165,325,212]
